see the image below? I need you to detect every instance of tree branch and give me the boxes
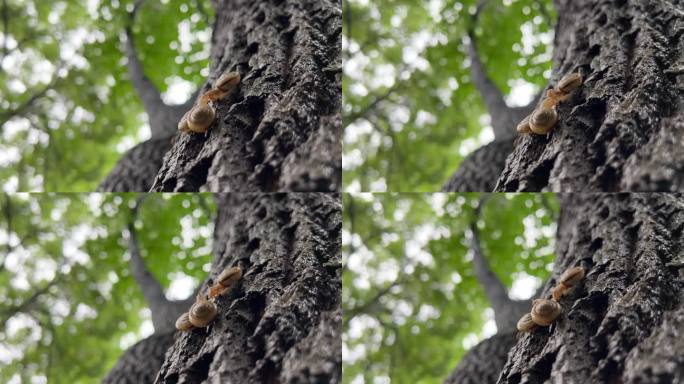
[468,195,530,332]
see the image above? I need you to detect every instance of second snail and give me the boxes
[175,266,243,332]
[516,266,585,333]
[517,72,583,135]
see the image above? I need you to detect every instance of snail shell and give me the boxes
[189,295,218,327]
[216,71,241,92]
[175,312,194,331]
[560,266,585,287]
[529,107,558,134]
[178,110,191,132]
[217,266,242,287]
[531,299,561,326]
[516,115,532,134]
[555,72,583,94]
[517,313,537,332]
[187,104,216,133]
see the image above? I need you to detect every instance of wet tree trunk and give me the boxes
[498,193,684,383]
[495,0,684,192]
[154,193,342,383]
[150,0,342,192]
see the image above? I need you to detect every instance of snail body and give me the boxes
[517,313,537,332]
[189,294,218,327]
[531,299,561,326]
[178,70,241,135]
[175,312,194,331]
[208,266,243,298]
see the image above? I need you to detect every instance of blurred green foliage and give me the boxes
[0,0,213,191]
[343,0,556,191]
[342,193,559,383]
[0,193,216,383]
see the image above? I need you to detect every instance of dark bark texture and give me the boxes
[155,193,342,383]
[498,193,684,383]
[103,333,175,384]
[445,333,517,384]
[442,139,515,192]
[97,137,173,192]
[150,0,342,192]
[496,0,684,192]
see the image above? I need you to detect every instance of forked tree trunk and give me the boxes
[495,0,684,192]
[154,193,342,383]
[150,0,342,192]
[497,193,684,383]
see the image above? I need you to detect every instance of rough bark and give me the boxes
[150,0,342,192]
[97,137,173,192]
[495,0,684,192]
[442,139,515,192]
[103,333,175,384]
[445,333,517,384]
[498,193,684,383]
[154,193,342,383]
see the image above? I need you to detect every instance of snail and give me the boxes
[516,71,582,135]
[189,293,218,327]
[552,266,585,300]
[186,104,217,133]
[208,266,243,298]
[516,313,537,332]
[215,71,241,92]
[530,299,561,326]
[555,72,583,95]
[528,106,558,135]
[560,266,585,287]
[178,70,241,134]
[516,115,532,134]
[175,312,194,331]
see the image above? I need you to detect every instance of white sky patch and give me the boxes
[73,303,98,321]
[162,76,196,104]
[506,79,537,107]
[509,272,542,300]
[166,272,197,300]
[482,307,497,337]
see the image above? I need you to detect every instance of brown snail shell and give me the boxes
[217,266,242,287]
[187,104,216,133]
[516,115,532,134]
[531,299,561,326]
[529,107,558,134]
[189,295,218,327]
[555,72,583,94]
[215,71,241,92]
[517,313,537,332]
[560,266,585,287]
[175,312,194,331]
[178,110,191,132]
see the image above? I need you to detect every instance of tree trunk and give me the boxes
[442,139,515,192]
[445,333,517,384]
[495,0,684,192]
[497,193,684,383]
[150,0,342,192]
[103,333,175,384]
[151,193,342,383]
[97,137,173,192]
